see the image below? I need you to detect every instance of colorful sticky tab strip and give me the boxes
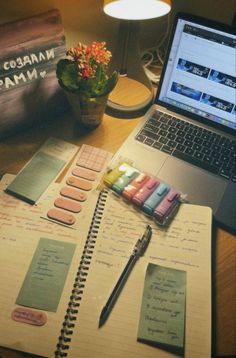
[103,162,183,226]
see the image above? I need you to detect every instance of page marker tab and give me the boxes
[12,307,47,326]
[54,198,82,213]
[103,162,131,187]
[147,178,160,190]
[122,173,150,201]
[154,189,181,225]
[142,183,170,216]
[132,178,160,207]
[168,190,180,202]
[66,177,93,191]
[47,208,76,225]
[72,167,97,181]
[60,187,87,202]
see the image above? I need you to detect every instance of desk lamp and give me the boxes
[103,0,171,118]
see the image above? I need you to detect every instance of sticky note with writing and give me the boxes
[16,238,76,312]
[137,263,186,356]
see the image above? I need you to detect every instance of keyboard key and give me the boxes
[161,145,173,154]
[212,159,221,168]
[201,132,211,141]
[167,133,176,140]
[159,115,168,123]
[158,129,168,137]
[176,130,185,137]
[159,136,168,144]
[167,140,177,148]
[194,137,203,145]
[144,124,159,133]
[184,139,193,147]
[168,118,176,126]
[176,144,186,152]
[176,136,184,143]
[219,168,231,179]
[211,151,220,159]
[168,126,176,133]
[140,129,159,141]
[194,151,204,160]
[185,147,194,155]
[144,138,155,146]
[153,142,162,150]
[231,174,236,182]
[203,155,212,164]
[203,141,211,148]
[148,118,160,127]
[193,143,202,151]
[160,123,169,130]
[202,147,211,155]
[185,134,194,141]
[221,148,230,156]
[135,134,146,143]
[151,112,162,120]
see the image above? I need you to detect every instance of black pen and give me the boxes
[98,224,152,328]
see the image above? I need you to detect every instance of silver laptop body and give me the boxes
[112,12,236,233]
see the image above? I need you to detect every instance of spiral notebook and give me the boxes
[0,175,101,357]
[55,190,212,358]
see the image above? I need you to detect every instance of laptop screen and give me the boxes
[157,13,236,133]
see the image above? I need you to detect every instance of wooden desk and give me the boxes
[0,80,235,358]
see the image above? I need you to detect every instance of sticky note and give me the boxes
[5,137,78,204]
[137,263,186,356]
[5,152,66,204]
[16,238,76,312]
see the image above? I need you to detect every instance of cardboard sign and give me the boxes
[0,9,68,138]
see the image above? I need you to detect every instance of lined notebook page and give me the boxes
[67,194,212,358]
[0,227,86,357]
[0,175,100,357]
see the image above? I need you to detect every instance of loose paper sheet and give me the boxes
[137,263,186,355]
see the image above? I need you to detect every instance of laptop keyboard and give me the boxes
[135,110,236,182]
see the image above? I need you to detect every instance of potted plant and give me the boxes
[56,41,117,128]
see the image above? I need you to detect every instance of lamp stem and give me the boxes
[119,21,138,75]
[107,20,154,118]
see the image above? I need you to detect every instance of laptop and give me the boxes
[111,12,236,234]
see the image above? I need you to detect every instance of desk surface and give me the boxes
[0,79,235,358]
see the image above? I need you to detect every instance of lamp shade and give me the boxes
[103,0,171,20]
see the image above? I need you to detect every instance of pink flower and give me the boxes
[66,41,112,79]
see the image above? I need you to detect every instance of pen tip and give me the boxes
[98,319,103,328]
[98,307,107,328]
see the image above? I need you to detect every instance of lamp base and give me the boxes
[106,20,155,118]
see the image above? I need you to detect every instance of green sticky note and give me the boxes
[5,151,66,204]
[137,263,186,356]
[16,238,76,312]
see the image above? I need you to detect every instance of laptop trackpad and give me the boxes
[157,157,227,213]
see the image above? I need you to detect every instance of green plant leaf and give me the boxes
[56,60,79,90]
[56,59,71,78]
[95,71,118,97]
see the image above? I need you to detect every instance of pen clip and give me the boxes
[133,225,152,257]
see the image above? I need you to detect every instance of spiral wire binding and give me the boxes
[55,189,109,357]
